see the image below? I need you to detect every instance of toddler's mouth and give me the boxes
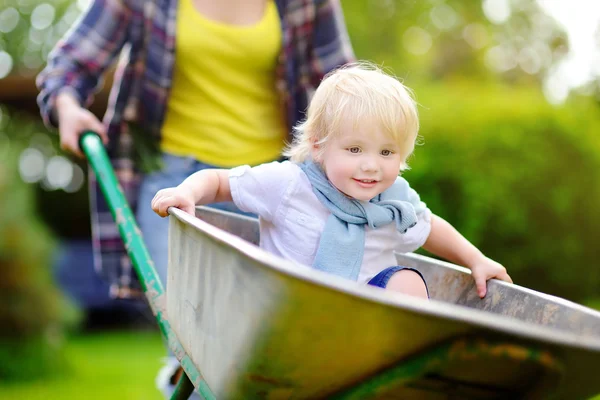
[353,178,379,188]
[353,178,378,183]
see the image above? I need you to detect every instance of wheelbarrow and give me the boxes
[81,132,600,399]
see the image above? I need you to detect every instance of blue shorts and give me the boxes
[367,266,430,298]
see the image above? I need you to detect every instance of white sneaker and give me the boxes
[155,357,201,399]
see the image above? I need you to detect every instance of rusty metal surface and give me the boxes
[397,253,600,338]
[330,338,564,400]
[166,206,600,399]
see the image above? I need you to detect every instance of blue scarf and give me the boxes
[300,161,419,281]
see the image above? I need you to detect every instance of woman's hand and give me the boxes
[56,92,108,158]
[468,255,513,298]
[151,186,196,217]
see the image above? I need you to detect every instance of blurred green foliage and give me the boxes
[0,108,80,380]
[405,80,600,301]
[344,0,568,85]
[0,0,75,75]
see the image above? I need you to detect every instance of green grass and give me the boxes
[0,330,165,400]
[3,328,600,400]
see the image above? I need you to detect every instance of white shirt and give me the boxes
[229,161,432,283]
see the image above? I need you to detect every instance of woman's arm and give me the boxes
[36,0,135,128]
[311,0,356,80]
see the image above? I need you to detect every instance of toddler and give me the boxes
[152,63,512,299]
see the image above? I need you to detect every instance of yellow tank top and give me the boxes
[161,0,285,167]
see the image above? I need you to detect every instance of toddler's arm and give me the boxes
[151,169,232,217]
[422,214,512,298]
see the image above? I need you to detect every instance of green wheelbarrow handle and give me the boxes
[79,131,215,400]
[79,131,162,296]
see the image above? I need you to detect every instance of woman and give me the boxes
[37,0,354,396]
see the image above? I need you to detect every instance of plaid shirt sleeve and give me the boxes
[311,0,356,83]
[36,0,135,127]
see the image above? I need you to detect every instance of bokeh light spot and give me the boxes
[544,71,570,105]
[31,4,56,31]
[463,23,489,49]
[64,163,85,193]
[19,148,46,183]
[77,0,92,11]
[0,8,19,34]
[518,47,542,75]
[430,4,459,31]
[0,51,14,79]
[483,0,511,25]
[403,26,433,56]
[29,27,47,46]
[485,45,517,72]
[17,0,37,14]
[46,156,73,190]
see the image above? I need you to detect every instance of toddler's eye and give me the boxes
[348,147,361,154]
[381,149,394,156]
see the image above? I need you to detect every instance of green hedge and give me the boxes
[405,80,600,302]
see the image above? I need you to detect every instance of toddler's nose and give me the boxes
[361,157,379,172]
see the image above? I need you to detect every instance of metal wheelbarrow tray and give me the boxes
[81,132,600,400]
[167,207,600,400]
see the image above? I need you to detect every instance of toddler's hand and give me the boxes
[151,186,196,217]
[469,255,512,298]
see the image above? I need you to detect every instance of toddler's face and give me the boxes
[314,123,403,201]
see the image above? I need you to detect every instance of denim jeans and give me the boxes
[136,153,249,288]
[136,153,250,399]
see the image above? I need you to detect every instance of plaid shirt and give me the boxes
[37,0,355,297]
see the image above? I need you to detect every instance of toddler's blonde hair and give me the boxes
[284,62,419,171]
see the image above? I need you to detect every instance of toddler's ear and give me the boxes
[310,137,320,149]
[310,139,322,161]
